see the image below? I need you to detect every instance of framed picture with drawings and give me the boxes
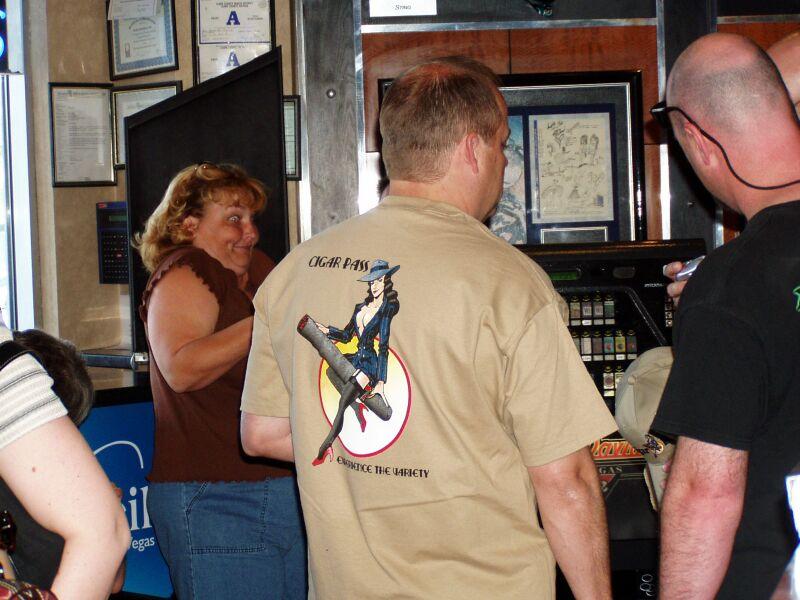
[488,71,646,245]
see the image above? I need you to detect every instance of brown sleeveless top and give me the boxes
[140,246,292,482]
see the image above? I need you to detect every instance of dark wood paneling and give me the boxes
[722,207,745,243]
[362,31,510,152]
[644,143,662,240]
[717,22,800,49]
[509,26,660,144]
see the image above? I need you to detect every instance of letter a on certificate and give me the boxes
[226,52,240,67]
[226,10,240,25]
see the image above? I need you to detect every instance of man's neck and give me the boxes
[389,179,481,219]
[740,187,800,220]
[727,131,800,220]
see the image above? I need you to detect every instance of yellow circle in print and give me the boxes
[317,339,411,458]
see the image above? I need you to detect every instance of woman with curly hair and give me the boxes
[136,163,306,599]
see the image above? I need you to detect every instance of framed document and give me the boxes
[50,84,116,187]
[283,95,301,180]
[107,0,178,80]
[195,43,271,84]
[192,0,275,84]
[107,0,158,20]
[112,81,182,168]
[487,71,646,245]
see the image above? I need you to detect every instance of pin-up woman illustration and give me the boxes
[311,259,400,465]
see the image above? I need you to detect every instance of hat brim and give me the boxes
[358,265,400,282]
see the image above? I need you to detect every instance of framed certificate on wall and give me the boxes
[107,0,179,80]
[50,83,116,187]
[112,81,182,168]
[192,0,275,84]
[283,95,301,180]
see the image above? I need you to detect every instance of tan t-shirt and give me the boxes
[242,195,616,600]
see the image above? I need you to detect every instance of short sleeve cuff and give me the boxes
[241,283,291,418]
[521,421,617,467]
[652,416,751,451]
[0,354,68,451]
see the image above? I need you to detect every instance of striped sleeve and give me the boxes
[0,353,67,450]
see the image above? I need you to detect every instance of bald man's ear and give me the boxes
[681,121,715,168]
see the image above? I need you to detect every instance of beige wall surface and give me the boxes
[25,0,297,352]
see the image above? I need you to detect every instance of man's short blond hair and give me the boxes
[379,56,504,183]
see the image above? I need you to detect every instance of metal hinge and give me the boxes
[130,352,149,372]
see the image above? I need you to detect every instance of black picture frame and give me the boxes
[111,80,183,168]
[191,0,276,85]
[283,95,301,180]
[489,71,646,245]
[49,82,116,187]
[107,0,179,80]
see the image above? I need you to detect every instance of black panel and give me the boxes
[718,0,800,16]
[663,0,718,249]
[126,48,288,354]
[360,0,655,25]
[94,385,152,408]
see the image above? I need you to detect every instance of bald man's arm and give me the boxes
[659,436,747,600]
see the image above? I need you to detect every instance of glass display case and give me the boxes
[519,238,706,575]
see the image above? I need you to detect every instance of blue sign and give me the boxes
[80,402,173,598]
[0,1,7,73]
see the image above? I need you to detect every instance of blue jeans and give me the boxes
[147,477,307,599]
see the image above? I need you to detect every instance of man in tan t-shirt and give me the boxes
[240,56,617,600]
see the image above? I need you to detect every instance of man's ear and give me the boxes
[181,215,199,239]
[463,132,481,175]
[682,121,715,167]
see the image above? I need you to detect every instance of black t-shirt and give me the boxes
[0,478,62,589]
[653,200,800,600]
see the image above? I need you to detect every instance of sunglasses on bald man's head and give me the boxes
[650,101,714,138]
[650,100,800,191]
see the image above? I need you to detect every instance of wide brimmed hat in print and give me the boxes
[358,259,400,282]
[615,346,675,511]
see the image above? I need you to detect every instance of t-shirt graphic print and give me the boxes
[297,259,411,466]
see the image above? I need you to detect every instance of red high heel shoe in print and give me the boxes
[312,446,333,466]
[357,403,369,432]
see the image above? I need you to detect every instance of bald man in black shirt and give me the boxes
[652,33,800,600]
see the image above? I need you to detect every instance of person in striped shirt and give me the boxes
[0,314,129,599]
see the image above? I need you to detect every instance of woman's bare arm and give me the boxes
[0,416,130,599]
[147,265,254,392]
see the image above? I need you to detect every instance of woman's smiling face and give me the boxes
[187,192,259,276]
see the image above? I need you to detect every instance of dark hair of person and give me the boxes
[379,56,504,183]
[13,330,94,426]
